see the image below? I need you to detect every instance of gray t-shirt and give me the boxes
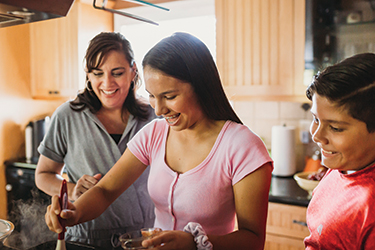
[38,101,156,248]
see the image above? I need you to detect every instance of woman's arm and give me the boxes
[35,155,102,201]
[35,155,67,196]
[45,149,147,232]
[208,162,272,250]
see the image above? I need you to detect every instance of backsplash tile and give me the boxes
[233,101,313,171]
[254,102,279,119]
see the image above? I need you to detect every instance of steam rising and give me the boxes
[5,188,56,249]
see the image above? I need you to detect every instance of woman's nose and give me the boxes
[154,100,168,116]
[102,73,114,86]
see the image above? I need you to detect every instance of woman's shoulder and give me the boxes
[52,101,75,117]
[51,101,89,122]
[143,118,167,131]
[223,121,262,141]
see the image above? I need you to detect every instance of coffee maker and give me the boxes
[25,116,50,164]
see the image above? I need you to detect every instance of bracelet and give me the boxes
[183,222,213,250]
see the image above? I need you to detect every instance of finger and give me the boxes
[93,173,102,181]
[50,195,61,214]
[45,205,54,230]
[80,174,100,187]
[50,207,63,233]
[142,233,168,248]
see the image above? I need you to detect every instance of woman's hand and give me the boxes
[142,230,196,250]
[71,173,102,201]
[45,194,78,233]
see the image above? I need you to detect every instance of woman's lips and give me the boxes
[164,114,180,125]
[102,89,117,95]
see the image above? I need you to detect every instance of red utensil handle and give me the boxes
[58,179,68,240]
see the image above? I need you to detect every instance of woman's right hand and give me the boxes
[45,194,77,233]
[71,173,102,201]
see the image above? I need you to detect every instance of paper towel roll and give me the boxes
[271,125,296,176]
[25,123,33,164]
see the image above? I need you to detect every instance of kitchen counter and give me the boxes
[269,175,310,207]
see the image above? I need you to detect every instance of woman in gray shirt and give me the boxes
[35,32,156,248]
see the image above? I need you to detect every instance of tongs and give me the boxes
[56,179,68,250]
[93,0,169,26]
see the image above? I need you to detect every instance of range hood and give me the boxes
[0,0,74,28]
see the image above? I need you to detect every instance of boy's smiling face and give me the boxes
[310,94,375,171]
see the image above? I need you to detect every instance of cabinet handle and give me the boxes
[292,220,307,227]
[49,90,60,95]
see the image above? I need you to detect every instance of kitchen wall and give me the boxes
[0,25,66,219]
[232,100,312,172]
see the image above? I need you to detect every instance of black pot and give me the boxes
[2,240,106,250]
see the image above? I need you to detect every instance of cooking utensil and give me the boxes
[0,219,14,243]
[56,179,68,250]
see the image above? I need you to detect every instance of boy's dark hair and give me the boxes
[142,32,242,124]
[306,53,375,132]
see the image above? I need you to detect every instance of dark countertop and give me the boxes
[5,159,310,207]
[269,175,310,207]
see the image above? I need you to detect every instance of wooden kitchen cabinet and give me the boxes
[29,1,113,99]
[265,202,310,250]
[215,0,307,102]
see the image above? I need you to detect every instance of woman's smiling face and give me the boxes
[310,94,375,171]
[144,66,206,131]
[87,50,136,111]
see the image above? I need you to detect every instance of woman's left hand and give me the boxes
[142,230,196,250]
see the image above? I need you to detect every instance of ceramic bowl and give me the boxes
[293,172,320,197]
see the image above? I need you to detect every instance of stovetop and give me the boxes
[0,240,110,250]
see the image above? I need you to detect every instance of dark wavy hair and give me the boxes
[306,53,375,132]
[70,32,150,120]
[142,32,242,124]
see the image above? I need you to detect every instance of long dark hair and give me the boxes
[70,32,150,120]
[142,32,242,124]
[306,53,375,132]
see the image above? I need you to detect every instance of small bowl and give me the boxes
[119,228,162,249]
[293,172,320,197]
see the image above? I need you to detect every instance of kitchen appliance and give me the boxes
[4,161,50,233]
[0,0,74,28]
[305,0,375,73]
[25,117,50,164]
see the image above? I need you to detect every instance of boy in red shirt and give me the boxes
[304,53,375,249]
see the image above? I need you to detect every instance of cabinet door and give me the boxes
[215,0,306,101]
[30,5,79,99]
[265,233,306,250]
[265,202,310,250]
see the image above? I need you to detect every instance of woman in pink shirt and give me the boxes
[45,32,273,250]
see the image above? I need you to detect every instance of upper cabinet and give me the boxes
[29,1,113,99]
[215,0,307,102]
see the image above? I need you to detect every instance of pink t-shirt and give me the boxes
[127,119,272,234]
[305,163,375,249]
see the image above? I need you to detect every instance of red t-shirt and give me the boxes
[305,163,375,249]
